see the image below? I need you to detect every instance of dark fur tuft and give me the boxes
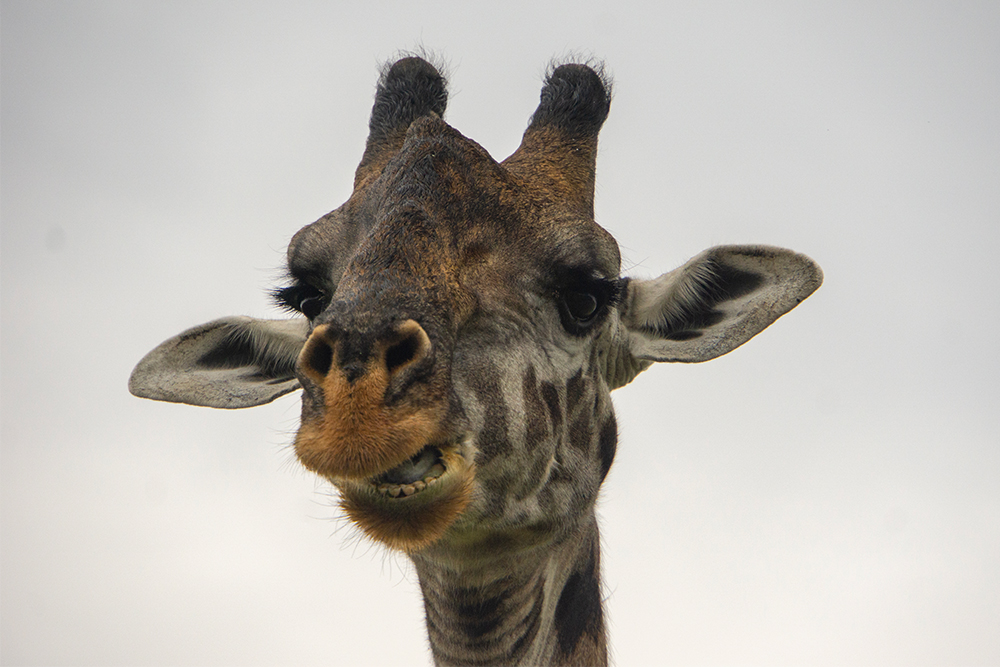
[530,59,612,136]
[368,53,449,143]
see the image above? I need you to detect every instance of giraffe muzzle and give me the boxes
[293,319,450,481]
[292,319,475,551]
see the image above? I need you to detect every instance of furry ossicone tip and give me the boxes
[368,49,451,141]
[531,55,613,135]
[376,47,451,96]
[545,53,613,98]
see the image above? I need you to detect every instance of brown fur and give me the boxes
[294,322,446,480]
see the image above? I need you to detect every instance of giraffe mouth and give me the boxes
[371,445,447,498]
[337,438,475,552]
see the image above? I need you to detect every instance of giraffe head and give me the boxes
[130,56,821,557]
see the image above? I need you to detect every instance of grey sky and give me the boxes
[2,1,999,665]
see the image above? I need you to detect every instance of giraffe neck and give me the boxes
[412,511,607,667]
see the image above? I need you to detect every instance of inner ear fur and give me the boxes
[622,245,822,364]
[129,317,310,409]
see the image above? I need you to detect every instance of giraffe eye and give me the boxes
[272,283,328,319]
[563,290,599,321]
[557,287,606,336]
[299,294,326,319]
[554,273,623,336]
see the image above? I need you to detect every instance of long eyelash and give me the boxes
[577,274,625,306]
[605,277,626,306]
[271,283,312,313]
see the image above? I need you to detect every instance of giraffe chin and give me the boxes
[336,442,475,553]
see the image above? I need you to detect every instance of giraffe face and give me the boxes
[281,112,625,552]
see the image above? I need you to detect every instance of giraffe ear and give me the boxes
[621,245,822,365]
[129,316,309,409]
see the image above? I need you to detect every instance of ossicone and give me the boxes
[504,60,613,216]
[529,61,612,137]
[368,56,448,145]
[356,55,449,184]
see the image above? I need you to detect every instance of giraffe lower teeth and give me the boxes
[375,462,446,498]
[379,446,440,485]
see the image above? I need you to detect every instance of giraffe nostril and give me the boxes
[385,335,420,374]
[383,320,431,378]
[306,338,334,377]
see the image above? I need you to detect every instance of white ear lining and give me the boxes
[129,316,310,409]
[628,257,723,333]
[219,318,312,374]
[614,245,822,368]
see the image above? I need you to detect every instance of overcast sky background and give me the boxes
[2,2,999,665]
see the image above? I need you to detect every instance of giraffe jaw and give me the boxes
[335,438,475,552]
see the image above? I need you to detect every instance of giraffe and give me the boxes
[130,56,822,666]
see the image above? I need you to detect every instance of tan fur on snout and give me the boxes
[294,326,446,481]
